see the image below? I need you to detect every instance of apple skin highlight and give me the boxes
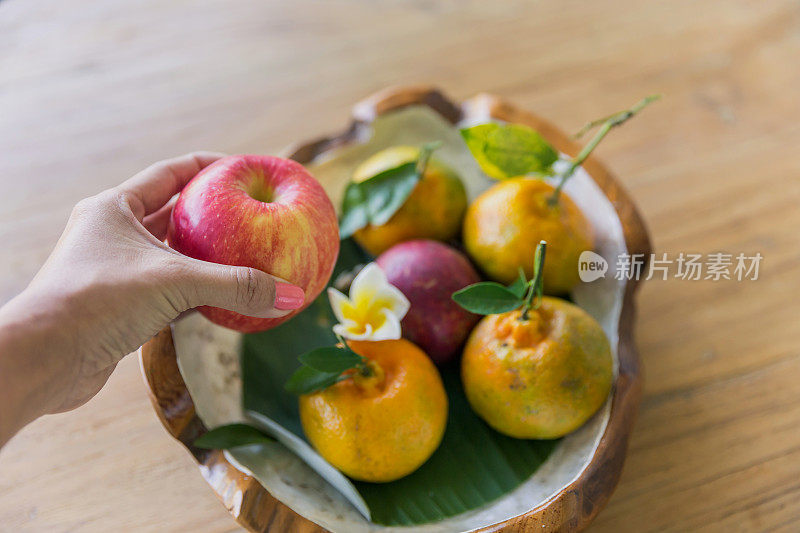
[168,155,340,333]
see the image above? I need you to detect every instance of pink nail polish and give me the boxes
[275,282,305,310]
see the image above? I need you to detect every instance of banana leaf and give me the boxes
[240,239,558,526]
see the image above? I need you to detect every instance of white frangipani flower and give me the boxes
[328,263,410,341]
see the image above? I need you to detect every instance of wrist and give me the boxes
[0,288,76,445]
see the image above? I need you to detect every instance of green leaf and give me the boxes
[338,161,419,237]
[338,143,441,237]
[461,123,558,180]
[193,423,273,449]
[285,365,343,396]
[338,182,369,238]
[451,282,524,315]
[298,346,362,373]
[507,267,529,298]
[361,161,422,226]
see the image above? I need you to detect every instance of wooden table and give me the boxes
[2,1,798,531]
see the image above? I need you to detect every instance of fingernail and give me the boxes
[275,282,305,310]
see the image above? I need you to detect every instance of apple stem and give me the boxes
[520,241,546,321]
[548,94,661,206]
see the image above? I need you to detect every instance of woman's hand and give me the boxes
[0,152,305,445]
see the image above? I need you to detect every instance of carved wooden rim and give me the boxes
[140,86,650,533]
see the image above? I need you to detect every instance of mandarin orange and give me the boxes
[461,297,612,439]
[462,178,593,294]
[299,338,447,482]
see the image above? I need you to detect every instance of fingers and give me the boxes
[118,152,225,219]
[142,195,178,241]
[175,260,306,318]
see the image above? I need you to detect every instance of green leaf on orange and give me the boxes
[338,142,440,238]
[361,161,422,226]
[193,423,274,450]
[507,267,529,298]
[460,123,558,180]
[298,345,363,373]
[338,182,369,239]
[285,365,343,396]
[451,282,524,315]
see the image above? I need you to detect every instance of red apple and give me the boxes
[376,240,481,365]
[168,155,339,332]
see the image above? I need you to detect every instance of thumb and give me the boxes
[176,259,306,318]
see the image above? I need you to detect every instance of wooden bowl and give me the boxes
[140,86,650,532]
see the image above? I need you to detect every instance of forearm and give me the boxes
[0,289,73,447]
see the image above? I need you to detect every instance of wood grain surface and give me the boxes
[1,1,799,532]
